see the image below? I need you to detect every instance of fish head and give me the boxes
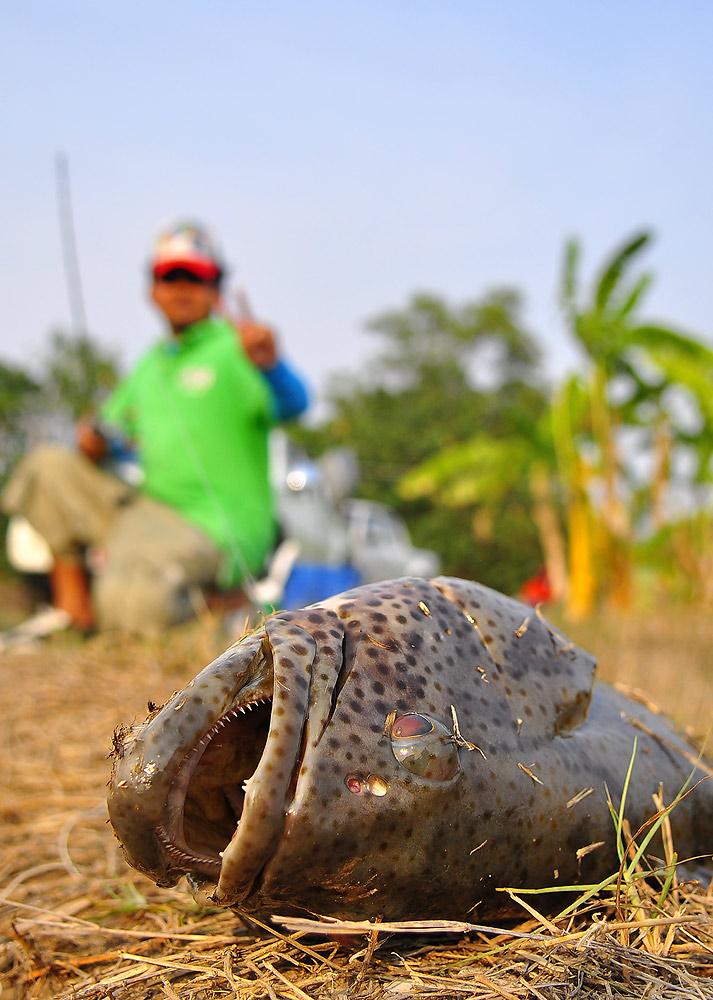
[108,576,597,918]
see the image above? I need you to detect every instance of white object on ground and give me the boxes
[6,516,54,573]
[0,606,71,653]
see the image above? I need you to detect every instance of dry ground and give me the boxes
[1,600,712,999]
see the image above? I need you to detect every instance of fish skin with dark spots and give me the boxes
[107,577,713,921]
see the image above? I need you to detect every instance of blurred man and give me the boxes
[2,220,308,634]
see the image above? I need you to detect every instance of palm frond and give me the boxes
[560,238,580,317]
[595,231,651,314]
[616,274,653,320]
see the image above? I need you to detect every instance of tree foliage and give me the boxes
[42,330,119,420]
[557,230,713,613]
[0,362,41,481]
[292,289,548,594]
[0,331,120,486]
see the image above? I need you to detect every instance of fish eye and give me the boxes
[390,713,460,781]
[392,713,435,738]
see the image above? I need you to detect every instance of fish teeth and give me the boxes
[156,826,220,870]
[188,696,273,758]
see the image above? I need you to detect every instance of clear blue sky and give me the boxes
[2,1,712,415]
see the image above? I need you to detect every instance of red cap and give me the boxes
[151,220,224,281]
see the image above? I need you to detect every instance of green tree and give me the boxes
[0,331,120,483]
[557,231,713,613]
[0,362,41,482]
[399,408,566,602]
[292,289,548,593]
[42,330,119,420]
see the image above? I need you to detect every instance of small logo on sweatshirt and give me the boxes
[177,365,216,394]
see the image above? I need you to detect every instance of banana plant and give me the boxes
[399,410,568,603]
[399,234,713,617]
[558,232,713,612]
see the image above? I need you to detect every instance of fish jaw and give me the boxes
[107,626,316,903]
[213,621,317,904]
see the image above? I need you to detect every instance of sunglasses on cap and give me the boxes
[154,268,216,285]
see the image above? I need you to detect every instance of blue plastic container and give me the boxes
[281,563,362,609]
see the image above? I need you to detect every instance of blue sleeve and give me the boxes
[262,359,310,422]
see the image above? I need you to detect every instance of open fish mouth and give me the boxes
[155,695,273,879]
[109,621,318,906]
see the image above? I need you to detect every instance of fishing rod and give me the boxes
[55,151,88,338]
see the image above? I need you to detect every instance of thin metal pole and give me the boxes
[55,152,88,337]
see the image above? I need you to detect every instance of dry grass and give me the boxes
[1,605,713,999]
[560,606,713,741]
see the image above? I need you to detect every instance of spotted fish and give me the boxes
[108,576,713,920]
